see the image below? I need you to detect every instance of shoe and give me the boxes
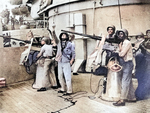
[37,87,47,92]
[113,100,125,106]
[58,90,66,93]
[51,86,58,89]
[57,85,61,88]
[63,93,72,96]
[73,73,78,75]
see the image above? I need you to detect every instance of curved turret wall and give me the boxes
[43,0,150,56]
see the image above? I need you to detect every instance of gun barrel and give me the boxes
[61,30,122,44]
[128,34,148,37]
[61,30,150,44]
[0,35,31,43]
[61,30,102,40]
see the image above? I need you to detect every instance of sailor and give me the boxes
[88,25,121,100]
[19,30,38,65]
[113,29,136,106]
[135,29,150,100]
[133,32,145,53]
[95,25,122,101]
[103,25,119,65]
[94,25,119,67]
[49,39,60,89]
[33,37,53,91]
[132,32,145,75]
[55,32,75,95]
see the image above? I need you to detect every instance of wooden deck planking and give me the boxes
[1,73,150,113]
[2,87,37,113]
[1,80,74,113]
[8,88,40,113]
[9,83,54,113]
[1,92,18,113]
[20,80,71,111]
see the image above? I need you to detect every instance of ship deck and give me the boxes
[0,73,150,113]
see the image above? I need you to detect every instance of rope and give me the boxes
[89,68,104,97]
[51,91,88,113]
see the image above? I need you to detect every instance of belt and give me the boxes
[42,56,53,59]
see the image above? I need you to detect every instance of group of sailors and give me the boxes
[20,25,150,107]
[86,25,150,106]
[20,29,75,96]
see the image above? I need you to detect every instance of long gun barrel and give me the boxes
[0,35,31,43]
[61,30,122,44]
[61,30,102,40]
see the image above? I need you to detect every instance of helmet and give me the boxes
[146,29,150,35]
[136,32,144,39]
[59,32,69,41]
[116,29,129,40]
[107,25,116,34]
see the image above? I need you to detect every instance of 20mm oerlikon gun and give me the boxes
[61,30,123,44]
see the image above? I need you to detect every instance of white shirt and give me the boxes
[119,39,133,62]
[39,44,53,57]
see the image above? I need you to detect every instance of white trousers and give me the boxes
[58,62,72,93]
[33,58,51,89]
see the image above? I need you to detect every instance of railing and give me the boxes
[2,19,49,31]
[20,20,49,29]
